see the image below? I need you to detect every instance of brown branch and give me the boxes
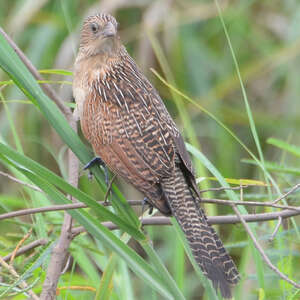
[71,208,300,237]
[272,183,300,204]
[40,215,73,300]
[40,118,78,300]
[1,203,300,232]
[60,254,71,275]
[3,239,48,262]
[0,27,72,119]
[104,173,117,202]
[202,197,300,212]
[0,170,42,193]
[9,228,32,264]
[0,200,141,221]
[2,192,300,222]
[2,195,300,223]
[1,170,299,221]
[268,216,282,242]
[71,217,173,237]
[231,204,300,289]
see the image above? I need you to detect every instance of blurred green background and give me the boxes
[0,0,300,299]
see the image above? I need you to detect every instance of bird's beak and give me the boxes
[102,22,116,38]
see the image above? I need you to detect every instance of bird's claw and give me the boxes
[142,197,154,215]
[84,156,109,185]
[104,174,117,203]
[83,156,105,170]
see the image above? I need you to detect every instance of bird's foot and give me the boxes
[104,174,117,203]
[142,197,154,215]
[84,156,109,185]
[140,197,154,230]
[84,156,105,170]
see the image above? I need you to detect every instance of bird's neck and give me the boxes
[75,45,127,73]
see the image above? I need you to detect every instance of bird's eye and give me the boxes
[90,23,99,33]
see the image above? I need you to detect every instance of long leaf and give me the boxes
[267,138,300,158]
[0,142,144,241]
[21,170,174,300]
[95,254,117,300]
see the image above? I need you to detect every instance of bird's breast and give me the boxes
[73,86,87,120]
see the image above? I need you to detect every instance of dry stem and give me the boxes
[0,256,39,299]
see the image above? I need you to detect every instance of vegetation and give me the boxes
[0,0,299,299]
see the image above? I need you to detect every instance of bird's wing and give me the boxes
[120,57,196,176]
[141,78,196,179]
[82,73,175,181]
[122,58,196,178]
[129,66,200,196]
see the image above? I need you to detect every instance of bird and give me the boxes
[73,13,240,298]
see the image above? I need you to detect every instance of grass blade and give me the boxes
[0,142,144,240]
[267,138,300,158]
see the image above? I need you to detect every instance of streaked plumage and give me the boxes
[73,13,239,298]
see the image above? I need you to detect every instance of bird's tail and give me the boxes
[161,166,239,298]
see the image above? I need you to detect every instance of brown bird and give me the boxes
[73,13,239,298]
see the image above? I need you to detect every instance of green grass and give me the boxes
[0,1,300,299]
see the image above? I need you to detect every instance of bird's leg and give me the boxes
[83,156,105,170]
[84,157,114,202]
[104,174,117,203]
[84,156,109,186]
[140,197,154,229]
[142,197,154,215]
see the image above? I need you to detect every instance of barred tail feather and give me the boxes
[161,166,239,298]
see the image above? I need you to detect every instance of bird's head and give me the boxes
[79,13,121,57]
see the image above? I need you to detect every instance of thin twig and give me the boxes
[104,173,117,202]
[56,285,96,294]
[71,217,173,237]
[60,254,71,275]
[0,170,42,193]
[2,171,298,221]
[231,182,300,289]
[40,117,78,300]
[0,200,141,221]
[2,193,300,222]
[3,239,48,262]
[3,194,300,223]
[240,183,244,204]
[0,27,72,119]
[199,185,250,193]
[9,228,32,264]
[1,172,299,220]
[202,197,300,211]
[231,204,300,289]
[272,183,300,204]
[268,216,282,242]
[0,256,39,299]
[71,208,300,236]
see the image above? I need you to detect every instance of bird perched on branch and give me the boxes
[73,13,239,298]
